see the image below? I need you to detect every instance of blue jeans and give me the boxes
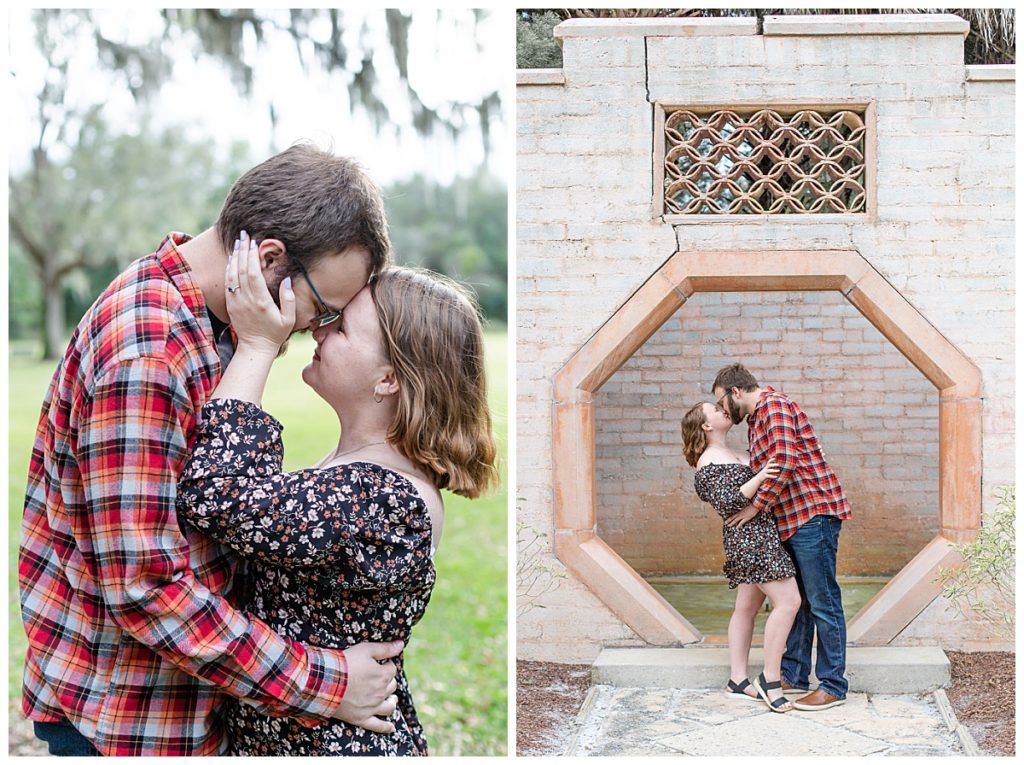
[33,721,100,756]
[781,515,848,699]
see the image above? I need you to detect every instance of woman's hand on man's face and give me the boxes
[225,230,296,355]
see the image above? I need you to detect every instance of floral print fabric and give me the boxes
[177,399,435,756]
[694,463,796,589]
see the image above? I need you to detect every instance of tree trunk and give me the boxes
[42,280,65,361]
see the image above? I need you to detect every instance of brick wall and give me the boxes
[516,16,1014,662]
[594,291,938,577]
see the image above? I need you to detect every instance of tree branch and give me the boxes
[8,211,48,272]
[55,256,88,280]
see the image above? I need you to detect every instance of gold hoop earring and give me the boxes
[373,392,383,404]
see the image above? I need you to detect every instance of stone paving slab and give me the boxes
[663,711,889,757]
[568,686,965,756]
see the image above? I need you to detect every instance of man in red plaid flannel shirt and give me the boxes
[18,145,406,755]
[713,363,851,711]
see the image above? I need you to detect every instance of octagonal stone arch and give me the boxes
[552,250,982,646]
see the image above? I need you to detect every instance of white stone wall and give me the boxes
[517,16,1015,662]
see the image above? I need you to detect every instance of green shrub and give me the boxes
[516,11,562,69]
[937,486,1015,639]
[516,517,565,616]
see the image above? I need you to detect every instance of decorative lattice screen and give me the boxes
[663,108,867,215]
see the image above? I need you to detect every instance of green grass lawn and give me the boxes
[8,331,508,755]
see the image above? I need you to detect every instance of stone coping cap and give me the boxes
[966,64,1015,81]
[517,69,565,87]
[594,645,950,666]
[554,17,757,41]
[764,13,970,37]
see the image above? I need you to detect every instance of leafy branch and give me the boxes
[516,513,566,617]
[937,486,1015,639]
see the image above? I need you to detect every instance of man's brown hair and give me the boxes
[712,362,759,394]
[216,142,390,277]
[371,267,498,499]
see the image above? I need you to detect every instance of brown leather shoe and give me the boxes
[780,678,809,696]
[793,688,846,710]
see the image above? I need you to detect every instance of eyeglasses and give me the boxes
[291,259,341,329]
[716,390,732,409]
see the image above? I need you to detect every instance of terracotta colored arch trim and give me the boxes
[551,250,981,646]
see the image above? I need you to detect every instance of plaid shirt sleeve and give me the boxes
[75,357,348,724]
[748,397,800,515]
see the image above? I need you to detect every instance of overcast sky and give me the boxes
[7,8,511,185]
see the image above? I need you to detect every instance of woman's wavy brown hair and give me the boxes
[371,267,498,499]
[680,402,710,468]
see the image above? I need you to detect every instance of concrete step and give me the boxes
[592,646,949,694]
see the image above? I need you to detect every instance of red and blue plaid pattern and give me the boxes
[18,234,347,756]
[746,387,851,540]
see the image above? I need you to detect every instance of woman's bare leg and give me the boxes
[757,577,802,709]
[727,584,765,696]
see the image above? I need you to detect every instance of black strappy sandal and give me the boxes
[724,678,757,701]
[753,672,794,713]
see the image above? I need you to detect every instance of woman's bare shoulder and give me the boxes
[697,447,732,468]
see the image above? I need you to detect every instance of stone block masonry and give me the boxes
[517,14,1014,662]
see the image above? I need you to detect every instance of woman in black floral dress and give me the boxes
[682,401,801,713]
[177,235,497,755]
